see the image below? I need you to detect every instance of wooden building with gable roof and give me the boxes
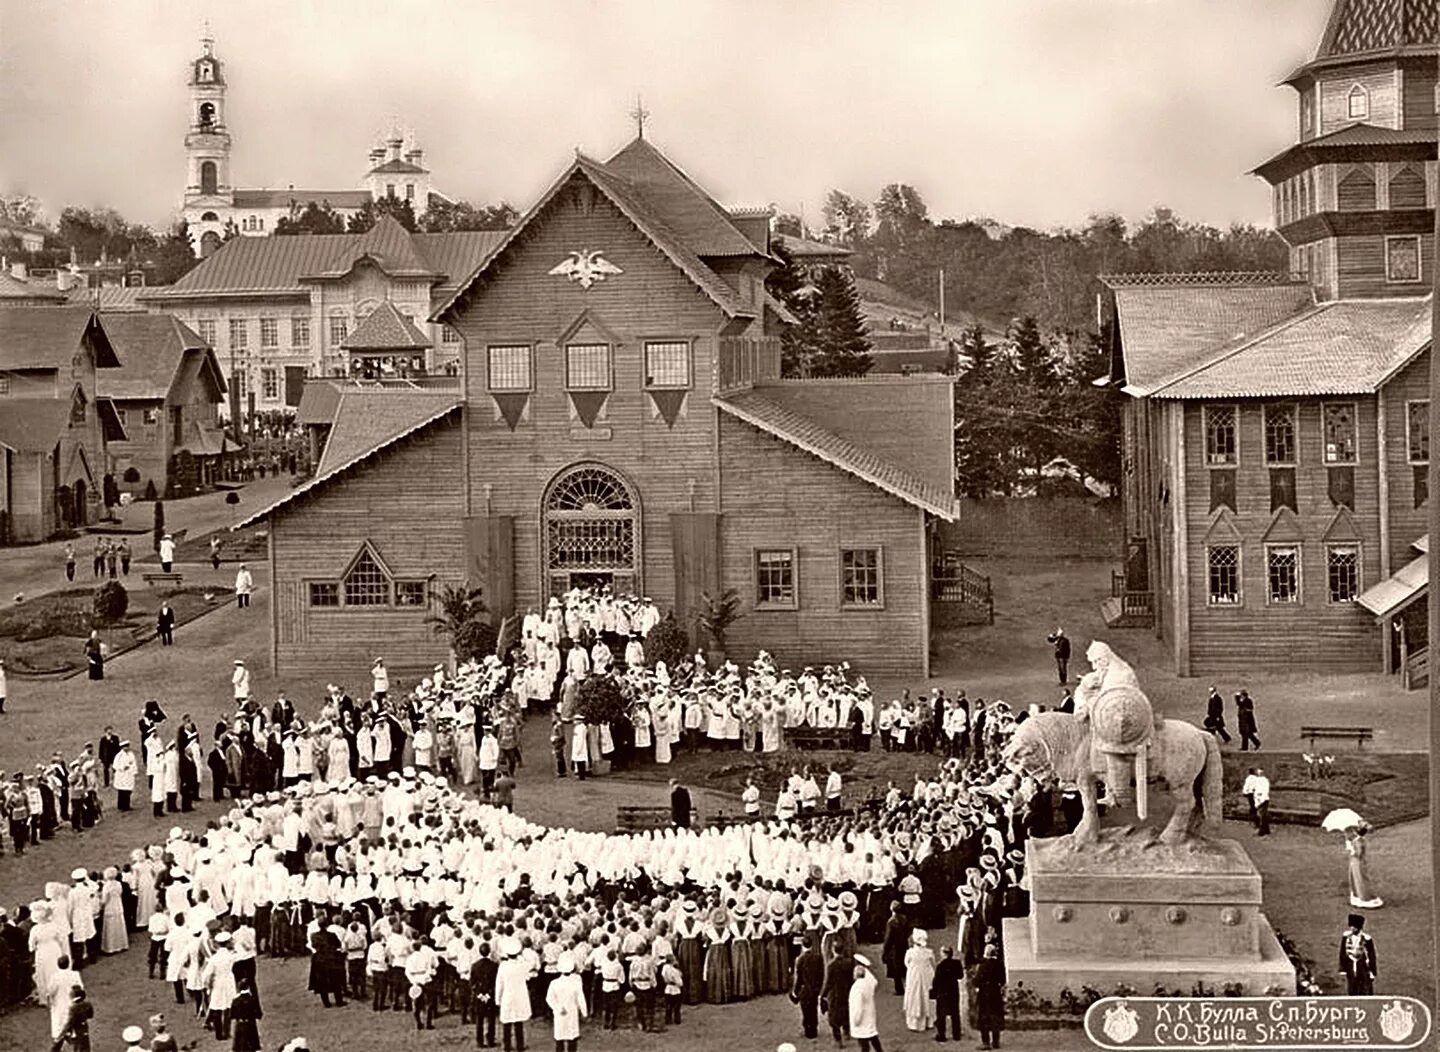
[239,137,957,677]
[1106,0,1439,678]
[0,307,125,541]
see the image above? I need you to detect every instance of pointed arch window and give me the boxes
[344,548,390,605]
[1347,85,1369,120]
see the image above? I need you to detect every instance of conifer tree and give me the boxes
[810,266,873,377]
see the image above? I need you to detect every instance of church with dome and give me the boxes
[181,34,449,257]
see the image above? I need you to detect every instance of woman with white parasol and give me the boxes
[1323,809,1384,909]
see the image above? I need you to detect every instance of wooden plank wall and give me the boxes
[1336,234,1435,298]
[464,516,515,619]
[716,413,927,675]
[670,512,720,631]
[1379,350,1430,571]
[450,182,733,616]
[1179,399,1381,673]
[271,418,465,675]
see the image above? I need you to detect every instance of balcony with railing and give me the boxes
[716,336,782,392]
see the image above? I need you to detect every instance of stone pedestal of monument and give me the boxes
[1001,832,1295,1000]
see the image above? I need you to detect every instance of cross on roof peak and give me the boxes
[630,95,651,139]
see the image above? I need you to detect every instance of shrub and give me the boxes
[93,580,130,624]
[152,499,164,551]
[225,492,240,505]
[577,674,626,725]
[453,619,498,663]
[645,613,690,670]
[144,480,159,501]
[122,467,141,483]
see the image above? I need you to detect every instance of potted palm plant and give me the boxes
[694,588,742,666]
[426,584,493,671]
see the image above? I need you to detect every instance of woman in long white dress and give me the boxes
[653,701,673,765]
[28,901,66,998]
[456,707,478,785]
[902,928,937,1031]
[99,867,129,954]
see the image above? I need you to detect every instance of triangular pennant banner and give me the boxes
[493,393,528,431]
[570,390,607,429]
[650,389,686,428]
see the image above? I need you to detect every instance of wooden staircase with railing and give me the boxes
[1101,536,1154,628]
[932,557,994,626]
[1403,645,1428,691]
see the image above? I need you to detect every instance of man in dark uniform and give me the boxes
[1339,914,1377,994]
[791,934,825,1039]
[1046,628,1071,684]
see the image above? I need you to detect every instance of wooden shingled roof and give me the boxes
[1147,295,1432,399]
[96,313,224,402]
[0,306,119,370]
[1108,280,1316,395]
[341,302,432,350]
[714,379,957,519]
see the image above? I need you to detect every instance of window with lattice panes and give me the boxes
[260,318,278,348]
[841,547,882,607]
[1266,546,1300,604]
[565,343,611,390]
[395,580,428,607]
[1207,546,1240,606]
[487,345,532,392]
[344,549,390,606]
[329,315,349,349]
[229,318,248,351]
[197,319,217,346]
[1327,546,1359,604]
[1204,405,1238,467]
[291,317,310,348]
[756,548,796,608]
[1323,403,1357,464]
[442,325,461,344]
[1408,401,1429,463]
[261,368,279,401]
[1387,236,1422,283]
[644,341,691,388]
[1264,403,1297,465]
[309,582,339,607]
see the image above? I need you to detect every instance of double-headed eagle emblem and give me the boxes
[549,250,622,289]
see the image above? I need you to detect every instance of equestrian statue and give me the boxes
[1003,641,1224,846]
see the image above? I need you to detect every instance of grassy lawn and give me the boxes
[0,556,1431,1052]
[0,584,227,675]
[1220,752,1430,829]
[133,520,271,566]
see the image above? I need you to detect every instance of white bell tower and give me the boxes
[183,31,234,256]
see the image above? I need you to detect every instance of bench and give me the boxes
[615,805,674,834]
[786,727,853,751]
[141,571,185,588]
[1299,725,1374,751]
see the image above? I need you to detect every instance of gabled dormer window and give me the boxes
[305,542,428,609]
[1347,85,1369,121]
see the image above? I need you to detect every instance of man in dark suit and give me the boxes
[669,779,692,829]
[1203,687,1231,742]
[791,934,825,1039]
[820,947,854,1046]
[1047,628,1071,684]
[471,943,500,1047]
[157,602,176,646]
[931,945,964,1042]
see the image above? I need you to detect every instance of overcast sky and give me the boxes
[0,0,1328,233]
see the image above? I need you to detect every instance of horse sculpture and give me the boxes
[1003,642,1224,845]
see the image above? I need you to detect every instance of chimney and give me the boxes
[10,261,26,281]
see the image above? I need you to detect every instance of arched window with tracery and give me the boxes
[542,463,639,596]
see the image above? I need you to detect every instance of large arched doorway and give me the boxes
[542,462,640,597]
